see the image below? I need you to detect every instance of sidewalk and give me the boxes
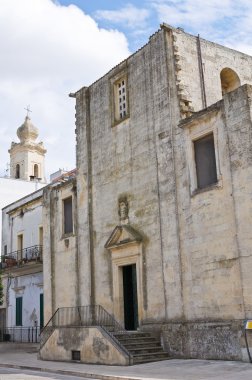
[1,343,252,380]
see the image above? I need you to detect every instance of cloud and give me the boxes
[0,0,130,177]
[150,0,252,54]
[95,4,150,30]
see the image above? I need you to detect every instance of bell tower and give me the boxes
[9,115,47,183]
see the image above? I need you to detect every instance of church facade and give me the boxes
[42,24,252,361]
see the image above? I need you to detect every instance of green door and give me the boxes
[16,297,22,326]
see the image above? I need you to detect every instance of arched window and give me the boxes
[16,164,20,179]
[34,164,39,178]
[220,68,240,96]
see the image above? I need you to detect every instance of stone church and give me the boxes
[41,24,252,363]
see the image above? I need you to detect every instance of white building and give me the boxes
[0,115,46,340]
[1,189,44,330]
[0,115,47,255]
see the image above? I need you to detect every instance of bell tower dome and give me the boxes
[9,115,47,183]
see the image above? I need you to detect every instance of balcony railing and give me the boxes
[1,245,43,268]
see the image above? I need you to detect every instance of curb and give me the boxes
[0,363,144,380]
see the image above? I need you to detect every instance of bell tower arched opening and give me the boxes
[34,164,39,178]
[15,164,20,179]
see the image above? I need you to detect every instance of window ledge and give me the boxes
[191,181,222,197]
[61,232,75,240]
[112,115,130,128]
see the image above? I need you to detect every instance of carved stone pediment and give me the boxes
[105,225,142,249]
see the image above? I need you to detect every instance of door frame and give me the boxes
[111,242,144,328]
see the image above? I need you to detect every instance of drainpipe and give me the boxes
[197,34,207,108]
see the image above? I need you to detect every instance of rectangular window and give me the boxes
[4,245,7,255]
[114,77,128,122]
[63,197,73,234]
[194,133,217,189]
[16,297,22,326]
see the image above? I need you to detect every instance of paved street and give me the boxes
[1,343,252,380]
[0,367,93,380]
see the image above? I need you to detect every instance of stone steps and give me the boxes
[113,331,169,365]
[133,352,169,364]
[124,341,161,349]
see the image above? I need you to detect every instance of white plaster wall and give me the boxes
[0,178,45,254]
[7,272,43,327]
[2,190,44,255]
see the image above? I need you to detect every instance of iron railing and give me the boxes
[40,305,127,348]
[0,326,41,343]
[1,245,43,268]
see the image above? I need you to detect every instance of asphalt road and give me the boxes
[0,367,94,380]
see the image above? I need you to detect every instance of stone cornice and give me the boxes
[9,142,46,155]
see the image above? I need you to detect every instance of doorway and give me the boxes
[40,294,44,328]
[122,264,139,330]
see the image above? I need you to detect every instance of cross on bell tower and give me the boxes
[24,105,32,117]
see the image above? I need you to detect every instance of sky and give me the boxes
[1,0,252,179]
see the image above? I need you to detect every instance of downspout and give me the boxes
[85,88,95,306]
[197,34,207,108]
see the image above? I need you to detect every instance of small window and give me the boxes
[16,297,23,326]
[4,245,7,255]
[15,164,20,179]
[114,76,128,122]
[194,133,217,189]
[72,350,80,361]
[63,197,73,234]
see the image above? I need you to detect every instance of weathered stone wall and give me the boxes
[43,180,78,324]
[162,320,245,360]
[169,25,252,113]
[40,327,130,365]
[172,85,252,322]
[73,27,252,360]
[76,29,171,324]
[160,84,252,360]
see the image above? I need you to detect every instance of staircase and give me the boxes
[40,305,169,365]
[113,331,168,364]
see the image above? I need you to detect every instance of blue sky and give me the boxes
[58,0,252,53]
[58,0,158,51]
[0,0,252,178]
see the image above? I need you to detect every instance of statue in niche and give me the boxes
[118,198,129,222]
